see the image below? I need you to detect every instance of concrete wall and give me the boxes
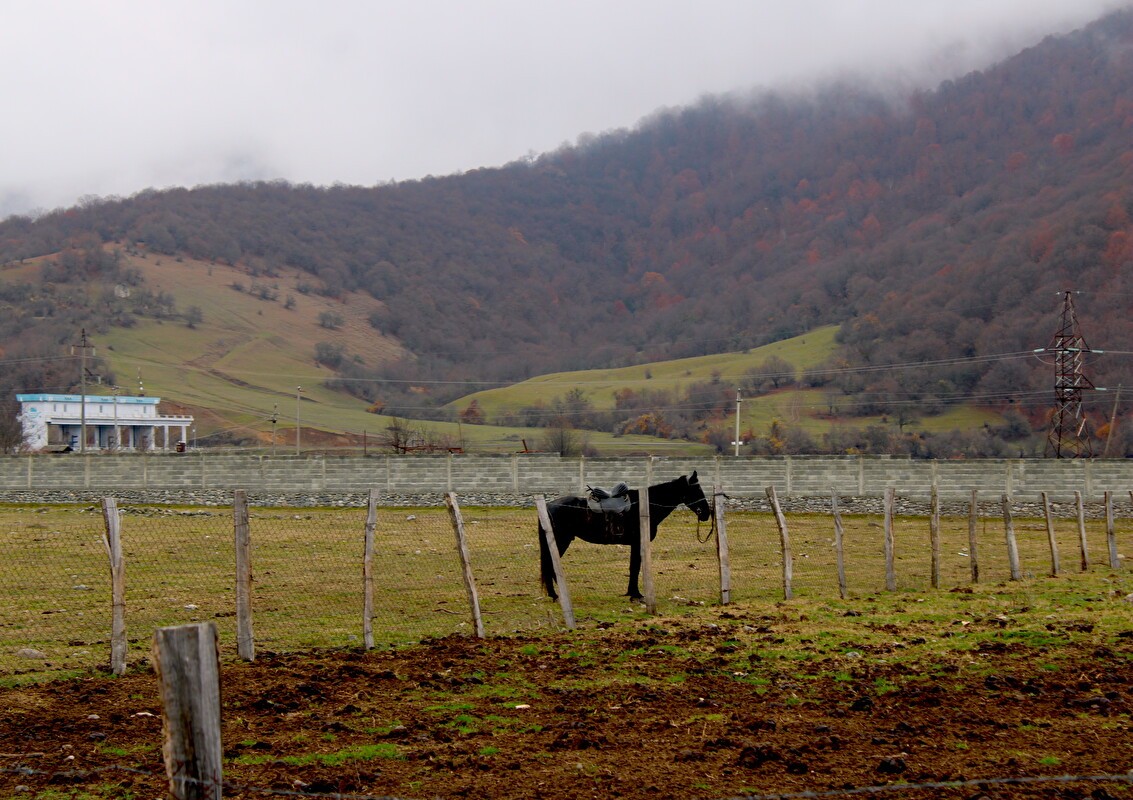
[2,453,1132,501]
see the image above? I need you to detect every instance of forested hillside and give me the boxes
[2,8,1133,447]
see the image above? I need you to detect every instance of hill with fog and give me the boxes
[1,8,1132,455]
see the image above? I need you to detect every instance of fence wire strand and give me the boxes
[0,494,1128,676]
[2,763,1131,800]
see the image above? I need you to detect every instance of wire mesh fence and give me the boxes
[0,491,1128,678]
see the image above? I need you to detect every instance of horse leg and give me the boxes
[540,527,573,601]
[539,524,558,600]
[626,538,643,600]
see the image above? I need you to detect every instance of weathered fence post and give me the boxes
[1041,491,1060,577]
[445,492,485,637]
[884,487,896,592]
[1076,491,1090,571]
[767,486,792,600]
[832,491,847,600]
[930,485,941,589]
[535,497,575,629]
[1002,494,1022,581]
[362,488,377,649]
[152,621,223,800]
[713,487,731,605]
[234,489,254,661]
[639,486,656,614]
[1106,491,1120,569]
[968,489,980,584]
[101,497,127,676]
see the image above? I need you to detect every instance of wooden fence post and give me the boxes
[832,491,847,600]
[445,492,485,637]
[152,622,222,800]
[884,487,896,592]
[1041,491,1060,577]
[535,498,575,628]
[1076,491,1090,571]
[639,486,656,614]
[767,486,792,601]
[713,487,731,605]
[1106,491,1120,569]
[930,485,941,589]
[101,497,127,676]
[968,489,980,584]
[363,488,377,649]
[1002,494,1022,581]
[234,490,254,661]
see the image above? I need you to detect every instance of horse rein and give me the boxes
[695,490,727,543]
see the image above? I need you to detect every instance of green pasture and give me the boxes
[99,318,700,455]
[450,325,841,418]
[0,501,1128,683]
[98,309,1007,456]
[444,323,1007,445]
[736,387,1004,438]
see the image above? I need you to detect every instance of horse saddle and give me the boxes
[586,482,632,514]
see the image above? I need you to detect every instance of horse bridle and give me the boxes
[695,490,727,543]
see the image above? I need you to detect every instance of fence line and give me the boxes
[0,486,1128,677]
[2,762,1131,800]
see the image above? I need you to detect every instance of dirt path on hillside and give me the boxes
[2,614,1131,800]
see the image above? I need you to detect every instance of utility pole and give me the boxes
[270,404,278,456]
[295,387,302,455]
[111,385,119,452]
[734,389,742,457]
[71,329,95,453]
[1102,385,1121,458]
[1039,291,1099,458]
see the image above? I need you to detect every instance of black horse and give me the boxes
[539,471,713,601]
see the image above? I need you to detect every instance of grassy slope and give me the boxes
[98,253,382,442]
[79,256,1004,454]
[88,253,693,453]
[449,326,1004,440]
[456,326,839,413]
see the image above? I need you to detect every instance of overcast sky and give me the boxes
[0,0,1125,218]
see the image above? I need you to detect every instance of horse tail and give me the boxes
[538,519,558,600]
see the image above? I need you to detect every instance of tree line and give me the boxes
[1,8,1132,453]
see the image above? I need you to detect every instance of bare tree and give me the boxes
[542,420,582,456]
[0,398,27,453]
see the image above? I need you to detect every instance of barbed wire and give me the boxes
[3,763,1131,800]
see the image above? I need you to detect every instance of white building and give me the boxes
[17,393,194,452]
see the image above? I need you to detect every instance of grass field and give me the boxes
[449,326,840,417]
[1,500,1128,684]
[84,259,1009,456]
[446,325,1006,440]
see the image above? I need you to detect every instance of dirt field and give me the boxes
[2,602,1132,800]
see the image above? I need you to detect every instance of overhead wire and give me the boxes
[15,338,1131,430]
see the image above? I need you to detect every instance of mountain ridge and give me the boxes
[1,7,1132,454]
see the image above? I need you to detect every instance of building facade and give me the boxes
[16,394,194,452]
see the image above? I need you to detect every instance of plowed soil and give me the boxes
[2,607,1132,800]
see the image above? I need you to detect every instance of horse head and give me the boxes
[684,471,713,521]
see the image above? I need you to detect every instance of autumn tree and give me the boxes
[459,400,485,425]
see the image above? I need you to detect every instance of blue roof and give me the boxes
[17,394,159,405]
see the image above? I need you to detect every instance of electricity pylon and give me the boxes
[1041,291,1096,458]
